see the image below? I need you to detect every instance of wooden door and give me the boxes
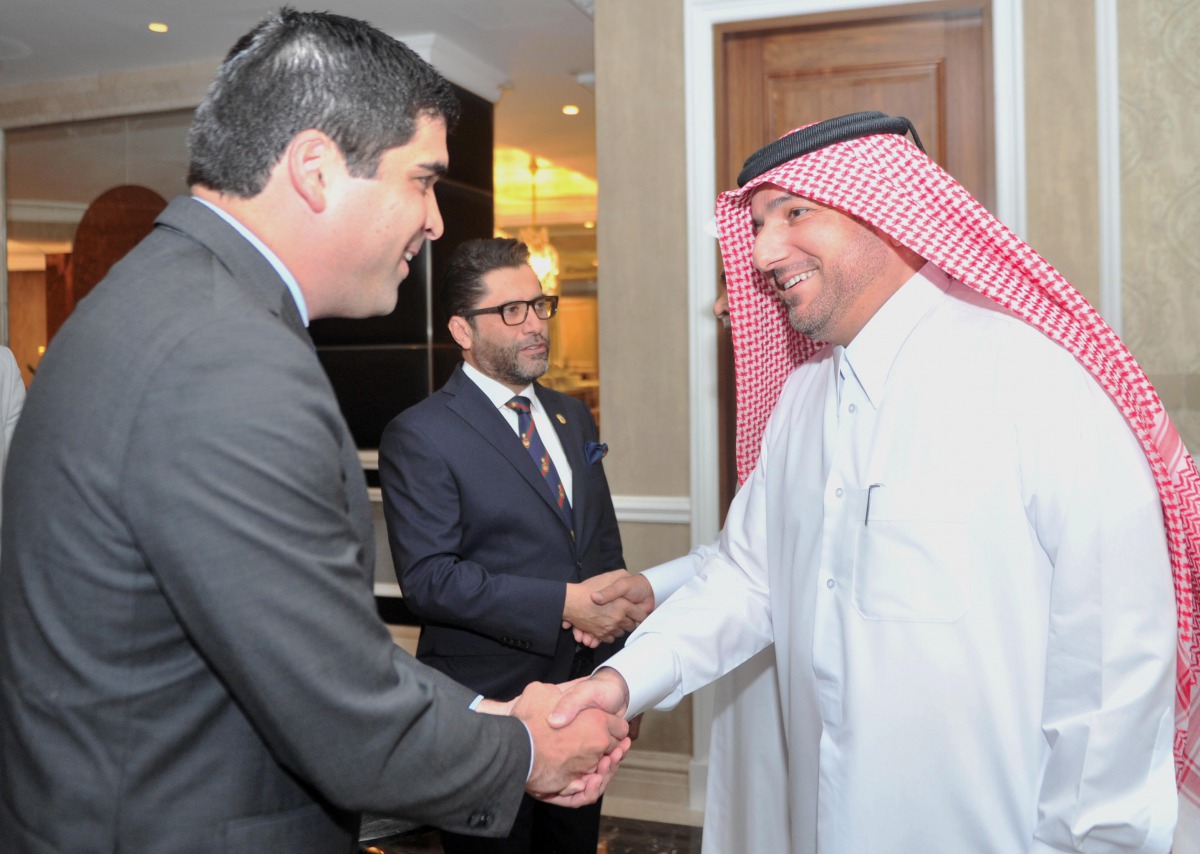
[714,1,993,510]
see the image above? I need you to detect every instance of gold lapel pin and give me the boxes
[556,413,567,424]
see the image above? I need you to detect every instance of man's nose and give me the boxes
[425,190,444,240]
[712,291,729,320]
[522,306,547,332]
[752,225,787,273]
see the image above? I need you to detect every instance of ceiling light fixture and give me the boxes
[519,156,560,296]
[562,105,580,116]
[148,22,169,33]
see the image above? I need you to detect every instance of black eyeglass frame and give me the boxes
[459,295,559,326]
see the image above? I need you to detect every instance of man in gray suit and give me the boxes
[0,11,626,853]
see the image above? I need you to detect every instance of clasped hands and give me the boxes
[562,569,656,648]
[471,572,651,806]
[477,677,631,805]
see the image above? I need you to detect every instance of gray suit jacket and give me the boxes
[0,197,529,853]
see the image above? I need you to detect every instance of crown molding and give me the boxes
[395,32,508,103]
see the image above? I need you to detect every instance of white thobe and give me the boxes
[609,265,1177,852]
[644,549,790,854]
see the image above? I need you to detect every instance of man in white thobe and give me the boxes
[550,112,1199,852]
[589,284,790,854]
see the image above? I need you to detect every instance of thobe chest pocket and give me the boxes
[852,480,971,622]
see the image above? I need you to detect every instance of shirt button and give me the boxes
[834,487,844,498]
[826,578,836,589]
[848,403,857,413]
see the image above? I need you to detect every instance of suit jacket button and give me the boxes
[469,811,493,828]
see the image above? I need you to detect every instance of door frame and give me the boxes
[680,0,1026,810]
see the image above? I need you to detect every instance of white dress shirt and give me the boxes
[609,264,1177,852]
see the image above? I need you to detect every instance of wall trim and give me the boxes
[7,198,88,224]
[602,749,703,826]
[612,495,691,525]
[1094,0,1122,334]
[366,450,693,528]
[683,0,1026,812]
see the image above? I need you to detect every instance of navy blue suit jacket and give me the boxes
[380,363,625,700]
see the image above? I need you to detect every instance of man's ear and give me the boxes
[287,129,339,213]
[448,315,473,351]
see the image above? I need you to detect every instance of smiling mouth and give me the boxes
[777,269,816,292]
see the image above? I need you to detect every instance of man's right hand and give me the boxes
[590,573,655,613]
[547,668,631,731]
[511,680,630,802]
[568,572,657,648]
[563,569,648,644]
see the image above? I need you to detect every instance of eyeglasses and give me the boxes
[459,295,559,326]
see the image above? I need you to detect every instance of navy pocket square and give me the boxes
[584,441,608,465]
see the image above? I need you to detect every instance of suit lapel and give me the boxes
[445,366,574,535]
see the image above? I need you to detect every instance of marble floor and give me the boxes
[360,816,703,854]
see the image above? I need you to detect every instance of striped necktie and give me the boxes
[506,395,574,533]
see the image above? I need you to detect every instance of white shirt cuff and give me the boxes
[601,633,683,717]
[642,555,702,603]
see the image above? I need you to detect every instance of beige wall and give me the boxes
[1024,0,1100,306]
[595,0,690,500]
[1026,0,1200,454]
[1119,0,1200,454]
[594,0,694,762]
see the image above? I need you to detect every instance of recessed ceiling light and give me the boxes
[562,105,580,116]
[583,221,595,230]
[148,22,169,33]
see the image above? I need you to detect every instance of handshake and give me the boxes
[478,669,634,806]
[477,570,653,805]
[561,568,656,649]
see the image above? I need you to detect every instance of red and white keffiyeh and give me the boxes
[715,127,1200,802]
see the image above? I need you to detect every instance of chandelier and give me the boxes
[518,156,560,295]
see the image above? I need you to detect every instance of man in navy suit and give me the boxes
[380,237,643,853]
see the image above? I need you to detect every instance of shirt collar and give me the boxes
[838,262,951,407]
[462,361,538,410]
[191,196,310,326]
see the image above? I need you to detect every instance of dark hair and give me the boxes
[441,238,532,321]
[186,7,460,197]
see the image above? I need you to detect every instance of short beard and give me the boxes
[500,351,549,387]
[475,331,550,387]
